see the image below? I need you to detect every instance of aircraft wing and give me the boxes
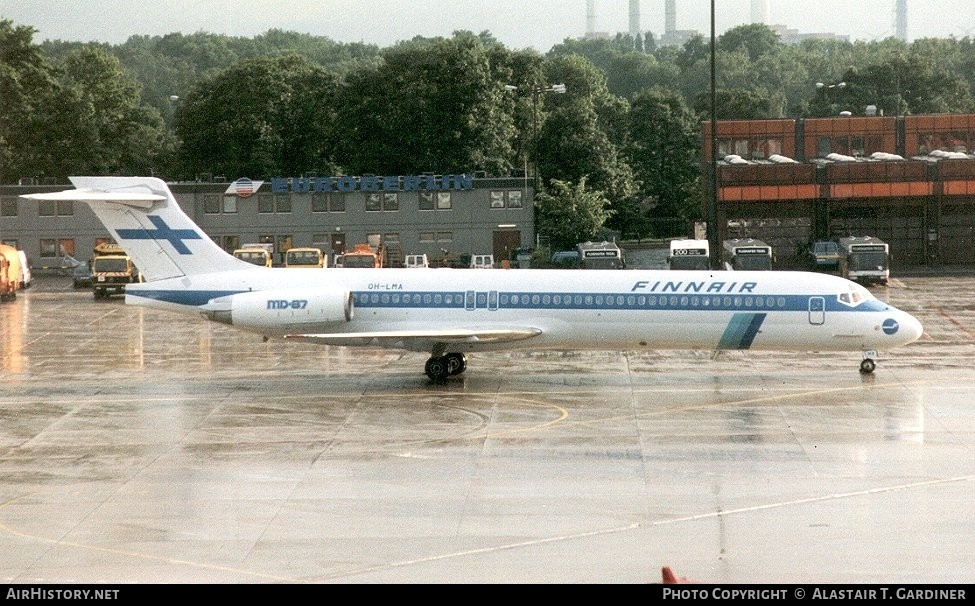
[284,327,542,349]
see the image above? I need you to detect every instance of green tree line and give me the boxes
[4,20,975,243]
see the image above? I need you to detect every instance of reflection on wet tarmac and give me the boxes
[0,275,972,583]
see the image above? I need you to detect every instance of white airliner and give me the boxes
[24,177,923,381]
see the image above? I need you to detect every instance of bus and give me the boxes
[838,236,889,285]
[233,243,273,267]
[285,247,326,268]
[576,241,624,269]
[667,239,710,270]
[722,238,773,271]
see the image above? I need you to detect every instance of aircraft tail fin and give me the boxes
[22,176,244,281]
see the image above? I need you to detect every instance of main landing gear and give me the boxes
[425,351,467,382]
[860,350,877,374]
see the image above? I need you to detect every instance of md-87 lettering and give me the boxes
[267,299,308,310]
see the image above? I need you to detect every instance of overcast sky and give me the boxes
[3,1,974,50]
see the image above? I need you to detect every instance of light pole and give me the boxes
[504,83,566,194]
[815,81,847,116]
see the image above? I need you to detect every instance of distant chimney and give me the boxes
[751,0,769,24]
[665,0,676,34]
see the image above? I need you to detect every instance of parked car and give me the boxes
[72,262,93,288]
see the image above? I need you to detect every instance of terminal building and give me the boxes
[0,174,533,270]
[703,113,975,269]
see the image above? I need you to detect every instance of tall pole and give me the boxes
[708,0,719,269]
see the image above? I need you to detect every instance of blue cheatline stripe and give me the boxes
[718,313,767,350]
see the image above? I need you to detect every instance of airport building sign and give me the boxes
[270,173,475,194]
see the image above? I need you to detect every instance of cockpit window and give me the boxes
[837,284,871,307]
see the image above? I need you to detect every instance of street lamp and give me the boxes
[815,81,847,116]
[503,83,566,193]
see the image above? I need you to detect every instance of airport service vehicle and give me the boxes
[838,236,890,286]
[808,240,840,272]
[668,239,710,270]
[233,244,273,268]
[340,243,384,268]
[73,262,94,289]
[0,244,26,295]
[577,241,624,270]
[285,247,326,268]
[722,238,773,271]
[470,254,495,269]
[24,177,923,379]
[0,254,14,302]
[404,254,429,268]
[91,242,139,298]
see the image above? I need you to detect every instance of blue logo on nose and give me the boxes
[882,318,899,335]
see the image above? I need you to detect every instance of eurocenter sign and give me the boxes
[270,173,475,194]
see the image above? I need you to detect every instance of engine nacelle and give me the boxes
[202,287,353,333]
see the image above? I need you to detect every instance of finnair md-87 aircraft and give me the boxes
[24,177,923,381]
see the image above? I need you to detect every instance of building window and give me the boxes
[2,197,18,217]
[419,231,436,243]
[490,191,505,208]
[330,195,345,212]
[40,238,76,258]
[203,194,220,214]
[437,192,452,210]
[258,194,274,213]
[384,232,400,248]
[275,194,291,213]
[437,231,453,243]
[40,239,57,257]
[366,193,381,212]
[419,192,435,211]
[222,195,237,213]
[383,192,399,211]
[38,199,73,216]
[508,190,523,208]
[312,193,328,212]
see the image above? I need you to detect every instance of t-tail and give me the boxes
[26,176,243,281]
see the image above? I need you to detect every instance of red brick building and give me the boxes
[702,114,975,268]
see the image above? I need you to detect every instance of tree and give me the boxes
[537,54,636,206]
[694,87,775,120]
[58,46,170,175]
[718,24,782,62]
[625,88,702,237]
[334,33,515,176]
[176,55,341,179]
[534,178,613,251]
[0,20,69,181]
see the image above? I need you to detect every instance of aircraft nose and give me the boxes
[902,311,924,343]
[890,309,924,345]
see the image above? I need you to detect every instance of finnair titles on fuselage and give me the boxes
[631,279,757,293]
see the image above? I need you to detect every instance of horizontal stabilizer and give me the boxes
[22,190,164,208]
